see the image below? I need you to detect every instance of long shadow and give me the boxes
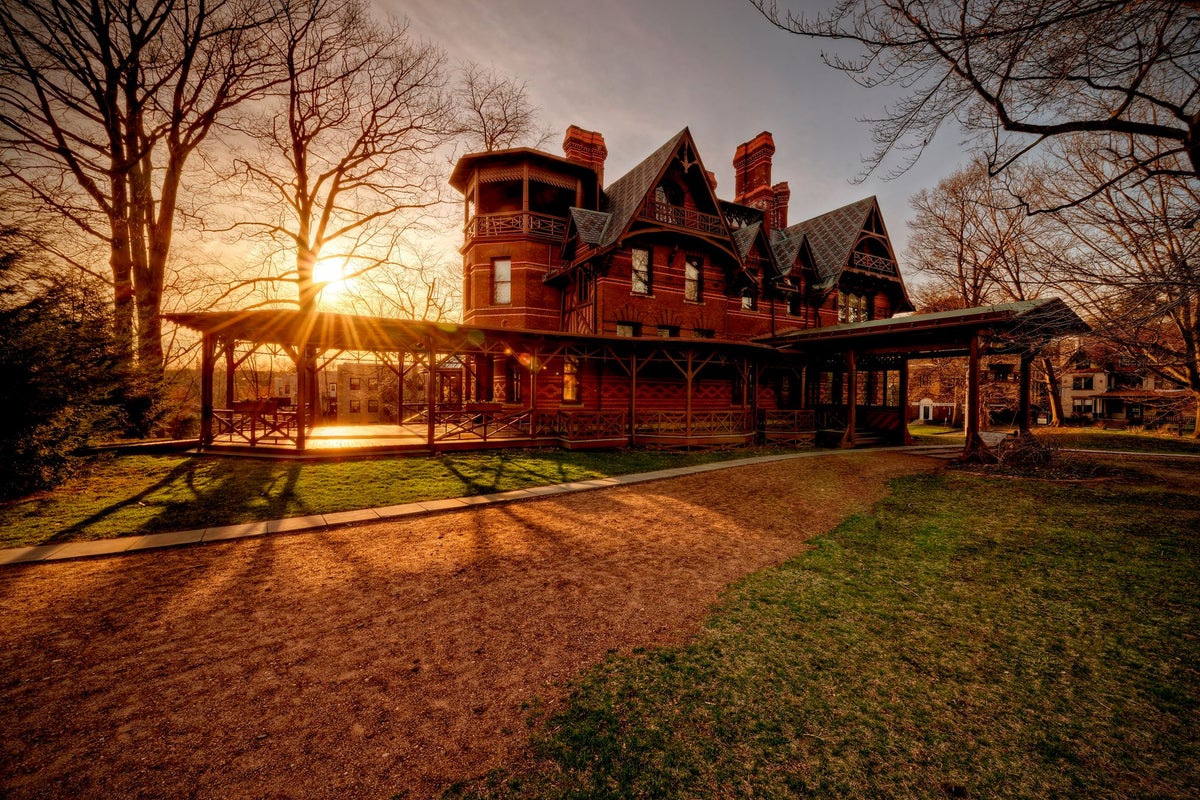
[44,459,201,544]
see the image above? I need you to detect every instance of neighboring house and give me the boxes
[1060,348,1193,427]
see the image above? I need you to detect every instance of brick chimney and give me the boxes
[735,132,789,231]
[563,125,608,187]
[771,181,790,229]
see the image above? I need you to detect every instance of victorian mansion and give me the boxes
[173,126,1082,456]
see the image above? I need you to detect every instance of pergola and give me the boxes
[763,299,1089,460]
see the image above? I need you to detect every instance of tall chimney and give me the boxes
[733,132,779,230]
[771,181,790,229]
[563,125,608,187]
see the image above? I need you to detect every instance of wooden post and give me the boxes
[685,349,694,441]
[200,333,215,446]
[224,341,235,407]
[426,340,437,453]
[898,357,914,445]
[629,351,637,447]
[841,350,858,448]
[1018,352,1033,434]
[296,345,308,451]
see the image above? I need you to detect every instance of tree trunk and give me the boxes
[1042,357,1065,426]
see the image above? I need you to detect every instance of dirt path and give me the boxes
[0,452,933,799]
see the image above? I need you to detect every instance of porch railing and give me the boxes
[213,405,301,445]
[634,410,755,436]
[534,410,627,440]
[434,408,532,442]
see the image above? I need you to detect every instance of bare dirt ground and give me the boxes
[0,452,932,799]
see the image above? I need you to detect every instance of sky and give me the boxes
[384,0,972,258]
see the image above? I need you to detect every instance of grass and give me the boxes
[1039,427,1200,455]
[0,446,803,549]
[451,458,1200,799]
[907,422,966,445]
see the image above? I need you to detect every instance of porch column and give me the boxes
[628,351,637,447]
[840,350,858,448]
[224,340,235,407]
[1018,352,1033,434]
[426,339,437,452]
[960,334,996,462]
[296,345,309,451]
[200,333,215,446]
[898,357,914,445]
[685,349,694,440]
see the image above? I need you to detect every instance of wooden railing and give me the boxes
[759,409,817,446]
[535,410,627,440]
[634,410,755,436]
[851,251,897,275]
[464,211,568,241]
[434,408,532,442]
[213,404,301,445]
[638,200,725,235]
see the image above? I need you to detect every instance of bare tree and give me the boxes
[0,0,274,394]
[1050,138,1200,435]
[455,63,553,152]
[906,160,1070,423]
[342,242,460,321]
[224,0,456,314]
[751,1,1200,204]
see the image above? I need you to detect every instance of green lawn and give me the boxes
[0,446,802,549]
[1039,427,1200,455]
[451,458,1200,799]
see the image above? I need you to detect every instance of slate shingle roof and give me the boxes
[595,128,690,248]
[569,207,611,245]
[730,221,761,260]
[776,197,877,291]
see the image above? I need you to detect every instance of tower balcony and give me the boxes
[637,199,725,235]
[464,211,568,243]
[851,251,897,276]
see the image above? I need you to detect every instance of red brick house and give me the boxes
[172,127,1084,458]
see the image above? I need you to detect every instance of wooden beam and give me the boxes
[426,338,437,452]
[898,357,914,445]
[296,346,309,451]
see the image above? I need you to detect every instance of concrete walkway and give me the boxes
[0,446,963,567]
[7,443,1191,567]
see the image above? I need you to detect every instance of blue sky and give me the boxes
[385,0,971,257]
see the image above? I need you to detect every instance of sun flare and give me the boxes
[313,258,356,305]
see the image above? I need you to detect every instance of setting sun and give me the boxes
[313,258,356,305]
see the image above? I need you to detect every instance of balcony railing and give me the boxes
[638,200,725,235]
[851,251,897,275]
[464,211,568,242]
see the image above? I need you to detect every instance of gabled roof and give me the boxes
[594,128,690,248]
[730,221,761,260]
[569,208,611,246]
[769,228,810,279]
[777,196,877,290]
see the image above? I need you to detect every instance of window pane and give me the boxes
[562,356,580,402]
[685,257,701,302]
[493,258,511,304]
[631,248,651,295]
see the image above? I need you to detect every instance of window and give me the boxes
[562,356,580,402]
[838,291,866,323]
[349,398,362,413]
[787,294,803,317]
[367,398,379,413]
[1072,375,1094,391]
[615,322,639,337]
[741,292,757,311]
[631,248,652,295]
[657,325,679,338]
[368,377,378,390]
[1073,399,1093,414]
[349,376,361,390]
[684,256,702,302]
[692,327,714,339]
[506,360,522,403]
[493,257,511,304]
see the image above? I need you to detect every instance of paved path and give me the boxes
[0,445,959,566]
[7,443,1192,567]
